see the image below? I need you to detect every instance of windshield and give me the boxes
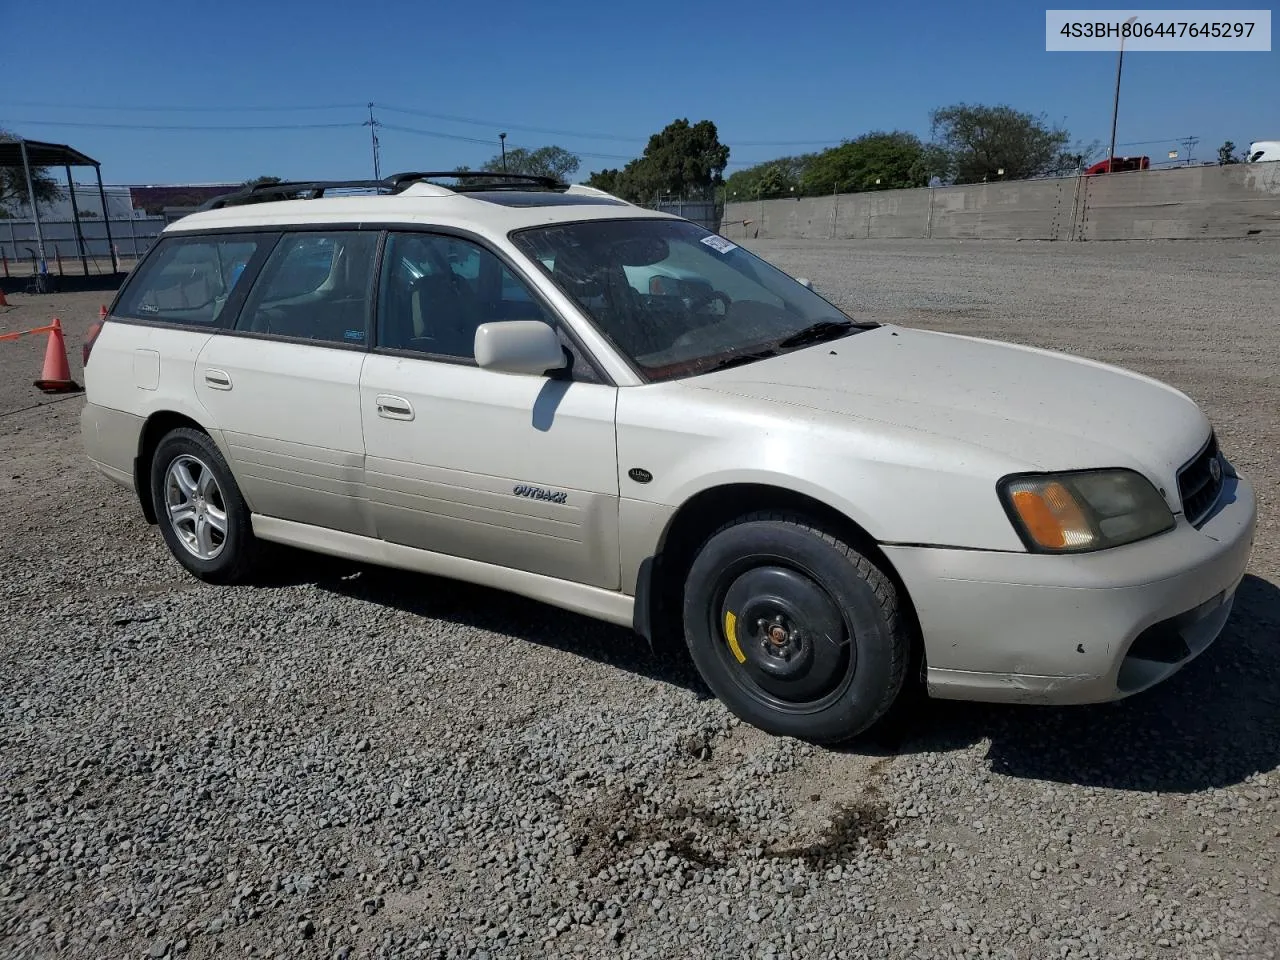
[510,218,872,381]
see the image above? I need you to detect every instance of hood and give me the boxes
[690,325,1210,500]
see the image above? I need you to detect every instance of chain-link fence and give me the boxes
[1,217,165,279]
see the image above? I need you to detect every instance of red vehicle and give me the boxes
[1084,156,1150,176]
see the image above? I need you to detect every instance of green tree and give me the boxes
[724,155,812,200]
[929,104,1072,183]
[0,128,64,215]
[481,145,580,181]
[800,131,932,194]
[585,168,623,194]
[1217,140,1240,165]
[595,119,730,203]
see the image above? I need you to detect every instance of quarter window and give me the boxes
[376,232,556,360]
[114,235,264,326]
[236,231,378,345]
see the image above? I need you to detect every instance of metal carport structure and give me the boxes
[0,137,120,292]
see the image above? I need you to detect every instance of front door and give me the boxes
[359,231,620,589]
[195,229,379,536]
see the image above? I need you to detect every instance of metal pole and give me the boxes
[65,165,89,276]
[95,165,119,273]
[1107,17,1136,174]
[367,103,381,180]
[18,138,48,291]
[499,133,507,172]
[1107,44,1123,173]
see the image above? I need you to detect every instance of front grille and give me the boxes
[1177,433,1225,527]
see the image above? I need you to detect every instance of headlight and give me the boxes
[998,469,1175,553]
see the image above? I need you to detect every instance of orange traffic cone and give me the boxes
[99,304,107,320]
[0,288,9,307]
[34,318,82,394]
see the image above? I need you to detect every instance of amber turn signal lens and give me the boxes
[1009,482,1094,550]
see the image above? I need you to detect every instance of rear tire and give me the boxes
[681,512,909,744]
[150,427,259,585]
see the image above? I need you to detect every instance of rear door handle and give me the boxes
[375,394,414,421]
[204,368,232,390]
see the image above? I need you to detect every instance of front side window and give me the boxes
[511,218,872,381]
[376,232,556,360]
[236,231,378,345]
[115,235,263,326]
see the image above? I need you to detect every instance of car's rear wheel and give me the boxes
[150,427,259,584]
[681,512,909,744]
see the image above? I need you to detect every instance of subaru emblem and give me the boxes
[1209,456,1222,483]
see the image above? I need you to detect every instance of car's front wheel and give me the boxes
[682,512,910,744]
[150,427,259,584]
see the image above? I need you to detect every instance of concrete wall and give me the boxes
[1076,162,1280,240]
[722,161,1280,242]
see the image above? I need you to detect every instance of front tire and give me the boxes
[150,427,259,584]
[681,512,909,744]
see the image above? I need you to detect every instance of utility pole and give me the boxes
[1107,15,1139,173]
[499,133,508,172]
[365,103,381,180]
[1180,135,1200,166]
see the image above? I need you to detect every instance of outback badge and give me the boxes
[513,483,568,505]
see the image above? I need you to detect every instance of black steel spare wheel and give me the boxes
[718,565,854,708]
[682,512,909,744]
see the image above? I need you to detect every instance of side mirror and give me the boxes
[795,277,814,290]
[474,320,567,376]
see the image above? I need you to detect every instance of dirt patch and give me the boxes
[569,779,893,876]
[764,799,893,866]
[569,787,741,874]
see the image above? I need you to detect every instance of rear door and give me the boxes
[359,230,621,588]
[193,229,379,536]
[87,232,272,477]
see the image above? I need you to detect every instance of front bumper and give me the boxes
[882,471,1257,705]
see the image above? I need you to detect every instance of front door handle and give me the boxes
[204,368,232,390]
[375,394,414,421]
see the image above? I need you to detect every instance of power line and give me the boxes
[377,122,506,147]
[377,121,636,161]
[5,111,806,170]
[0,99,365,113]
[5,118,363,131]
[378,104,840,147]
[2,98,843,148]
[1116,136,1197,147]
[378,104,642,143]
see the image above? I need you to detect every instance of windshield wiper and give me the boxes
[775,318,875,349]
[707,349,778,371]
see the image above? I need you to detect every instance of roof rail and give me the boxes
[387,170,568,191]
[198,170,573,211]
[199,179,392,210]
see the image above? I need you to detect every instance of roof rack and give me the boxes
[198,170,571,211]
[200,179,392,210]
[387,170,568,191]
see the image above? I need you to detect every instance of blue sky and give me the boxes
[3,0,1275,185]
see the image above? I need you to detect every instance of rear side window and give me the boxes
[114,235,265,326]
[235,231,378,345]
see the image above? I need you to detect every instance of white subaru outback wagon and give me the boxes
[80,171,1257,743]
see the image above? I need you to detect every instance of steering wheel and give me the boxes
[687,290,732,315]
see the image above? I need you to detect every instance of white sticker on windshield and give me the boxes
[700,234,738,254]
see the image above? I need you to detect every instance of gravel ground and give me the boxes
[1,239,1278,960]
